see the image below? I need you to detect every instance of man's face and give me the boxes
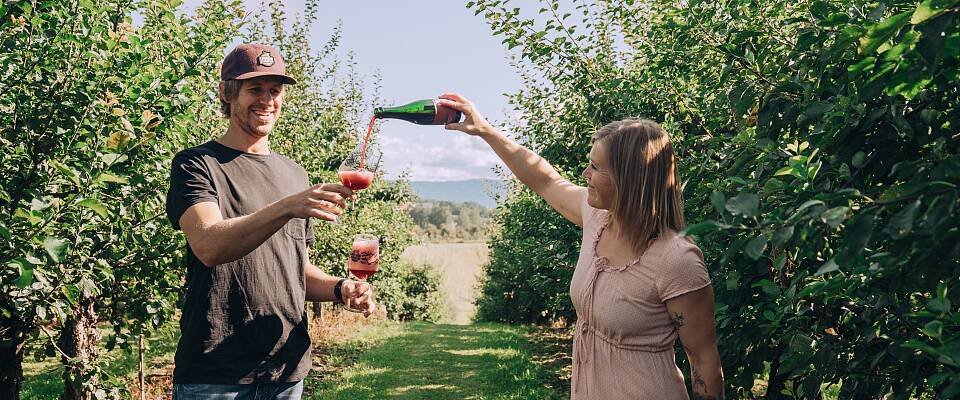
[228,76,285,138]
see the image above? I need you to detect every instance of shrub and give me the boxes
[470,0,959,398]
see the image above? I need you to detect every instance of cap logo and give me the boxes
[256,51,276,67]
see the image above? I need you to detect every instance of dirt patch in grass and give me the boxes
[525,324,574,395]
[127,366,174,400]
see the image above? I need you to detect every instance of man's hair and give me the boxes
[592,118,686,254]
[219,79,243,117]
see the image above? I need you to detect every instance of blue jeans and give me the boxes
[172,381,303,400]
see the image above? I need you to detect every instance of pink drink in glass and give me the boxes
[338,170,375,191]
[348,235,379,280]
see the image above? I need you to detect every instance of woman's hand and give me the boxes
[341,280,376,317]
[437,93,495,137]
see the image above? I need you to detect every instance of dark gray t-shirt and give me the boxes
[165,140,315,384]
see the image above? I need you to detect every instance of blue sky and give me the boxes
[181,0,565,181]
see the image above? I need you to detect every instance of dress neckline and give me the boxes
[591,213,655,272]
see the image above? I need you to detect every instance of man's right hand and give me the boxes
[285,183,355,221]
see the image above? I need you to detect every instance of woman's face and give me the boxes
[582,142,616,210]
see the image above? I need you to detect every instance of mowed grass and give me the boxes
[21,322,180,399]
[306,322,565,399]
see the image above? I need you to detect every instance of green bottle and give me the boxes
[373,99,462,125]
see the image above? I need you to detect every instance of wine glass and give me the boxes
[330,144,381,224]
[338,143,381,190]
[343,234,379,313]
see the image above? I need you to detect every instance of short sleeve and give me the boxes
[166,151,218,230]
[305,217,315,247]
[658,241,712,302]
[580,193,604,229]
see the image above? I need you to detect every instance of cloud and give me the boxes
[379,130,504,181]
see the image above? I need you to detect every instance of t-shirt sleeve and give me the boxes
[305,217,316,247]
[166,151,218,230]
[580,192,603,228]
[658,241,712,302]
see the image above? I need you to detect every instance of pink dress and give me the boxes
[569,199,711,399]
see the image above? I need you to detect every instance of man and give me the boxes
[165,43,374,399]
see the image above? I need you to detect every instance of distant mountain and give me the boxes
[406,179,508,208]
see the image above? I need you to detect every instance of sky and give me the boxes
[180,0,564,181]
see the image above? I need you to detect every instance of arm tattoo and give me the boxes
[671,312,685,332]
[692,367,707,393]
[690,365,723,400]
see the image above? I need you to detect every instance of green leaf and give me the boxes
[821,206,849,228]
[885,200,920,239]
[937,281,948,301]
[878,181,927,202]
[753,279,781,295]
[727,84,756,115]
[680,220,730,237]
[61,285,78,306]
[774,166,801,178]
[10,259,34,288]
[773,226,794,247]
[0,221,9,240]
[97,172,129,184]
[744,236,768,260]
[726,192,760,217]
[725,271,740,290]
[709,191,726,214]
[852,151,867,168]
[763,178,785,194]
[921,320,944,338]
[48,159,82,186]
[847,56,877,74]
[803,374,823,400]
[815,259,840,276]
[76,198,110,219]
[792,200,826,220]
[927,298,951,313]
[802,101,834,118]
[840,213,875,263]
[43,237,68,263]
[763,309,778,321]
[859,11,912,55]
[911,0,960,24]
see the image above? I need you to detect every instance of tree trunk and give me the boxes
[138,335,145,400]
[59,298,100,400]
[0,331,25,400]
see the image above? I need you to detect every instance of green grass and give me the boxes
[22,321,565,399]
[305,322,565,399]
[21,323,180,399]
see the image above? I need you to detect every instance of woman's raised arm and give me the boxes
[439,93,587,227]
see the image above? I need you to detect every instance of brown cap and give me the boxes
[220,43,297,84]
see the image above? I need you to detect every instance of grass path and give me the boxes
[306,322,565,399]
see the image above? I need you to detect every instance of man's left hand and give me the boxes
[342,280,376,317]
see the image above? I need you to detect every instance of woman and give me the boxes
[439,93,724,400]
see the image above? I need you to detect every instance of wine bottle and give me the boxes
[373,99,462,125]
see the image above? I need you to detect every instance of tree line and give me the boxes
[409,201,493,242]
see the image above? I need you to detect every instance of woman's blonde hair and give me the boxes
[592,118,686,254]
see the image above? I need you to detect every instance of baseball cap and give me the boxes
[220,43,297,84]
